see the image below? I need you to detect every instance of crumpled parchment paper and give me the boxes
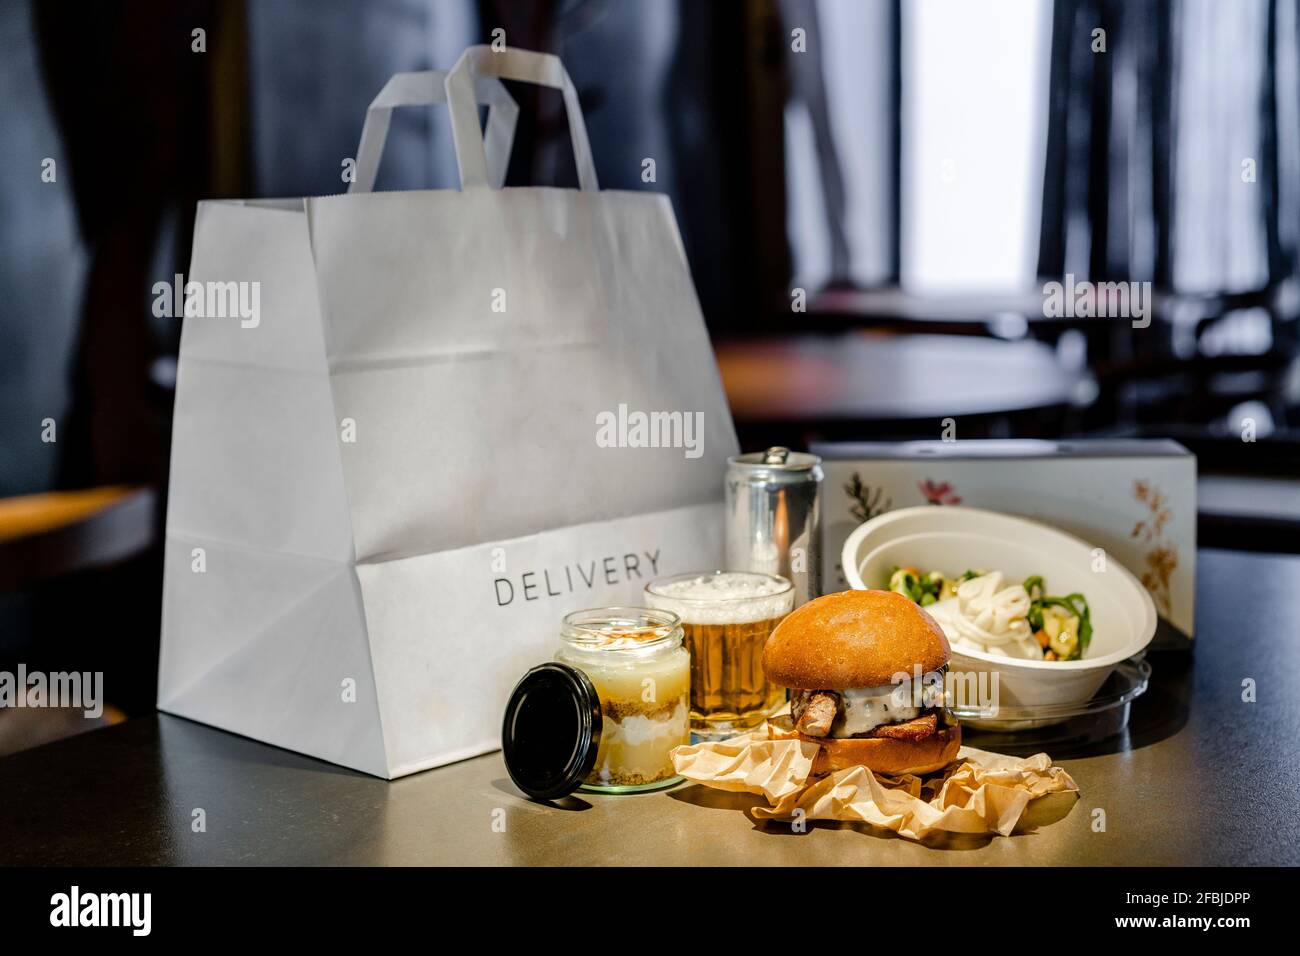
[670,722,1078,841]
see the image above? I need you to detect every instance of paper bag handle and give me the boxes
[348,70,519,194]
[445,46,599,192]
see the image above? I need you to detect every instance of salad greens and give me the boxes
[888,566,984,606]
[887,566,1093,662]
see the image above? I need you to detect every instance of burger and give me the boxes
[763,589,960,775]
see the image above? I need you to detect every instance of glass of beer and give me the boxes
[644,571,794,740]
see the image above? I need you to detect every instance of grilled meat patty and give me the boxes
[791,690,839,736]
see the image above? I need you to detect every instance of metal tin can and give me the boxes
[725,447,823,607]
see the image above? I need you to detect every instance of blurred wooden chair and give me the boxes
[0,486,152,755]
[0,486,156,592]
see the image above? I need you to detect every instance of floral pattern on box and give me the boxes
[1131,479,1177,617]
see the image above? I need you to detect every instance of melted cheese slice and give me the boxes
[831,682,929,737]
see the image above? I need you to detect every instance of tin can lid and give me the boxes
[501,663,602,801]
[729,446,822,470]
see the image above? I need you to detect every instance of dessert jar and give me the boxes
[556,607,690,793]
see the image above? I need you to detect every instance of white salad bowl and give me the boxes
[841,506,1157,713]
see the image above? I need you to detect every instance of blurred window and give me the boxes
[784,0,1053,296]
[901,0,1052,294]
[784,0,896,290]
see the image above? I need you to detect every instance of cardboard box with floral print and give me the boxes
[813,439,1196,641]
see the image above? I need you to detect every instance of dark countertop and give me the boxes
[2,547,1298,866]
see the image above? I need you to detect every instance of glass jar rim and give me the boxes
[560,606,683,651]
[643,570,793,603]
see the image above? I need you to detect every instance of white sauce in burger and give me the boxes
[832,684,920,737]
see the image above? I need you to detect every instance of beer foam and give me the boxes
[646,572,792,624]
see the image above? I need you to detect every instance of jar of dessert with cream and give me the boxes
[502,607,689,799]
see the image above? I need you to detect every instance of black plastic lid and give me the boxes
[501,663,602,801]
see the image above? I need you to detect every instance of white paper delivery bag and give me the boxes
[159,49,738,778]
